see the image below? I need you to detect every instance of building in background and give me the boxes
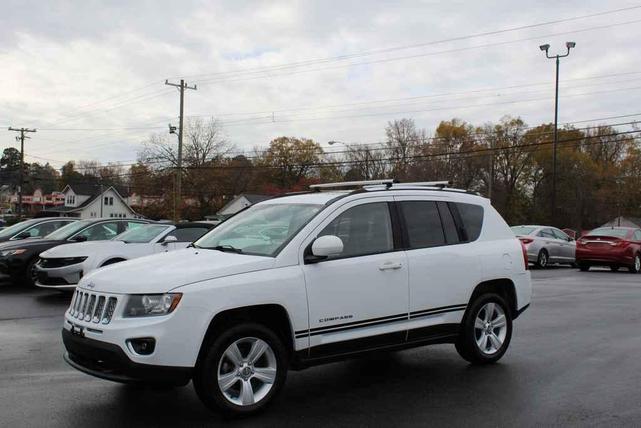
[39,184,138,219]
[216,194,271,217]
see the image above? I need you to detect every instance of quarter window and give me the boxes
[73,222,120,241]
[319,202,393,259]
[400,201,445,248]
[455,203,484,241]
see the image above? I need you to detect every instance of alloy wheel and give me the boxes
[635,255,641,273]
[474,302,508,355]
[538,251,548,268]
[216,337,277,406]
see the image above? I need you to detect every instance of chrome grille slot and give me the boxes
[93,296,105,323]
[85,295,96,321]
[67,291,118,324]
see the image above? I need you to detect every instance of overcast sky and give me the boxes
[2,0,641,170]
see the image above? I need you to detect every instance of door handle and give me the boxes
[379,261,403,271]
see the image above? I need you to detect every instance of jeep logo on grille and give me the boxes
[85,282,95,289]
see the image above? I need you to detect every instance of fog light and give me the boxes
[128,338,156,355]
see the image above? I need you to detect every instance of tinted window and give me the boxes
[438,202,460,244]
[168,227,211,242]
[319,202,393,258]
[400,201,445,248]
[455,203,484,241]
[74,222,120,241]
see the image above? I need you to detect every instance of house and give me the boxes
[216,194,271,217]
[41,184,138,219]
[600,216,641,228]
[8,188,65,216]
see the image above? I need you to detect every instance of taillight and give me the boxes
[519,238,534,245]
[611,240,629,247]
[520,240,529,270]
[577,238,587,245]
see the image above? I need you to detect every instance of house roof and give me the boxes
[601,216,641,228]
[46,194,100,212]
[64,183,130,198]
[217,193,271,215]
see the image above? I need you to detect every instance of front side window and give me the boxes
[166,227,211,242]
[0,219,41,239]
[73,222,120,241]
[195,203,323,257]
[45,220,93,240]
[115,225,171,243]
[552,229,569,241]
[319,202,393,259]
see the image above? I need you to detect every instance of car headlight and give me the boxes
[123,293,182,317]
[0,249,27,257]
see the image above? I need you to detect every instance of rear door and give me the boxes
[552,228,575,261]
[395,197,480,341]
[538,228,561,261]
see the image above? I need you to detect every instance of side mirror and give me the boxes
[162,235,178,245]
[72,235,87,242]
[305,235,343,263]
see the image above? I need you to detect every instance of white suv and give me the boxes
[62,181,531,416]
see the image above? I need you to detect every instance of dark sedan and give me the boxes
[0,218,150,286]
[0,217,76,243]
[576,227,641,272]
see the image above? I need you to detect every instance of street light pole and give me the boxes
[539,42,575,223]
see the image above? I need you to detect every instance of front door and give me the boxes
[301,198,409,358]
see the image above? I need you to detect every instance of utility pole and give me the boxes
[539,42,575,223]
[8,127,36,219]
[165,79,196,222]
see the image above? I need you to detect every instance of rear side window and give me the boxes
[455,203,484,241]
[400,201,445,248]
[167,227,211,242]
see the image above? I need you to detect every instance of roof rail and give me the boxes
[310,179,397,190]
[396,181,452,188]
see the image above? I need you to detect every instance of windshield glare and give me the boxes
[587,228,630,238]
[114,225,172,243]
[0,219,41,238]
[44,220,92,240]
[511,226,537,236]
[195,203,323,256]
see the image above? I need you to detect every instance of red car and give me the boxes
[576,227,641,272]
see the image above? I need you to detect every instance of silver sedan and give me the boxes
[511,225,576,268]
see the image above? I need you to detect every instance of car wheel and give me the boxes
[579,262,590,272]
[630,254,641,273]
[24,258,39,287]
[193,323,288,416]
[455,293,513,364]
[536,250,549,268]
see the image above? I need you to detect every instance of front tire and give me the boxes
[24,258,39,287]
[193,323,288,416]
[456,293,513,364]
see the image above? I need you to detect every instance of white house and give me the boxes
[216,194,271,217]
[43,184,138,219]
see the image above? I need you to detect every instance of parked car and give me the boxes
[576,227,641,272]
[62,180,531,416]
[511,225,576,268]
[0,217,77,243]
[36,222,215,291]
[0,218,150,286]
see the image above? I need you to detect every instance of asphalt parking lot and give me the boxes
[1,268,640,428]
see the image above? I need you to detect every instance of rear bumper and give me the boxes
[576,248,634,265]
[62,328,192,386]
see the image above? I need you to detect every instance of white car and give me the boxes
[61,180,531,416]
[36,223,214,291]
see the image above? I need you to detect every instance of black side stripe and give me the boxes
[295,304,467,339]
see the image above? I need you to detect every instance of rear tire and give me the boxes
[630,254,641,273]
[536,250,549,269]
[579,263,590,272]
[193,323,288,417]
[610,266,620,272]
[455,293,513,365]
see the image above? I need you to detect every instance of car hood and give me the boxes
[78,248,275,294]
[0,239,63,251]
[41,241,126,258]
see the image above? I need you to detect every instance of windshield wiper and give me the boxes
[210,244,243,254]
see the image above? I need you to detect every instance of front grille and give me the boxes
[69,290,118,324]
[39,256,87,269]
[37,272,70,286]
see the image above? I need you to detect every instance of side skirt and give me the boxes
[291,323,459,370]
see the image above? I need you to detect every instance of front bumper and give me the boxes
[35,263,83,290]
[62,328,192,386]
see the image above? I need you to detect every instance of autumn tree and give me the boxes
[255,137,323,191]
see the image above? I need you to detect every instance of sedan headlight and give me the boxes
[123,293,182,317]
[0,249,27,257]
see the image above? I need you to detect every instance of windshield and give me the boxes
[114,224,172,243]
[0,219,41,238]
[195,203,323,256]
[511,226,537,236]
[587,228,630,238]
[44,220,93,240]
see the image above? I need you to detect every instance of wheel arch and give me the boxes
[196,304,295,365]
[100,257,127,267]
[467,278,518,319]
